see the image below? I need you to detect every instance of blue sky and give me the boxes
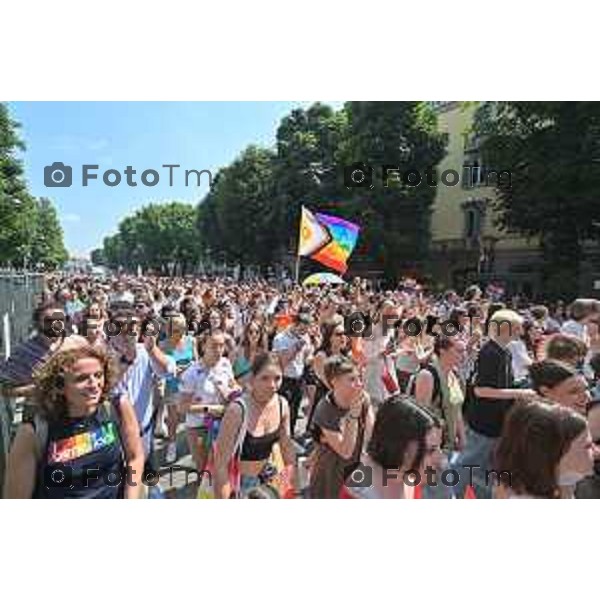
[8,101,343,257]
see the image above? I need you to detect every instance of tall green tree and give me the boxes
[208,145,277,272]
[101,202,201,273]
[103,233,126,270]
[90,247,106,266]
[338,102,447,281]
[0,103,38,266]
[473,101,600,298]
[194,102,448,280]
[271,103,348,257]
[30,197,68,268]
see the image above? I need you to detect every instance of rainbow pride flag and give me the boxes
[298,207,360,274]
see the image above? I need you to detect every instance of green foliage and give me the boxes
[210,145,276,269]
[30,198,69,268]
[0,104,67,269]
[338,102,447,280]
[90,247,106,265]
[474,101,600,298]
[101,202,200,273]
[195,101,448,280]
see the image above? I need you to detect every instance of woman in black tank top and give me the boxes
[3,344,144,499]
[213,353,297,498]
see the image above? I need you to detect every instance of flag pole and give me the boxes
[295,254,301,285]
[295,204,303,285]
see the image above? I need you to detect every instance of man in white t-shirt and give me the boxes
[110,307,176,458]
[272,313,314,436]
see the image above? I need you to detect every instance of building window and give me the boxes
[462,198,487,242]
[466,209,477,238]
[462,161,489,188]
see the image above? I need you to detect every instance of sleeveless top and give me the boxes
[239,396,283,462]
[162,336,195,394]
[33,402,125,499]
[232,353,252,380]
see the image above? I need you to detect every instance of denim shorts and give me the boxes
[240,475,262,495]
[451,427,497,499]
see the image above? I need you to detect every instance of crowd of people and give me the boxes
[1,272,599,499]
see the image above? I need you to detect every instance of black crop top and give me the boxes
[240,396,283,462]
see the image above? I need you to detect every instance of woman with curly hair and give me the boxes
[3,344,144,499]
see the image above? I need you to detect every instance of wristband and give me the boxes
[227,389,243,401]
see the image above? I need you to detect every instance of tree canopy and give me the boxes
[98,202,200,273]
[0,103,67,269]
[473,101,600,298]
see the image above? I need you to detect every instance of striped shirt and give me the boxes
[0,335,53,387]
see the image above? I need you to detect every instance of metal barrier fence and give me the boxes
[0,271,44,496]
[0,271,45,359]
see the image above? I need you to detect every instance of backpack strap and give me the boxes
[277,394,285,435]
[409,365,442,409]
[228,397,248,497]
[423,364,442,410]
[31,413,49,464]
[230,397,248,457]
[101,397,126,462]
